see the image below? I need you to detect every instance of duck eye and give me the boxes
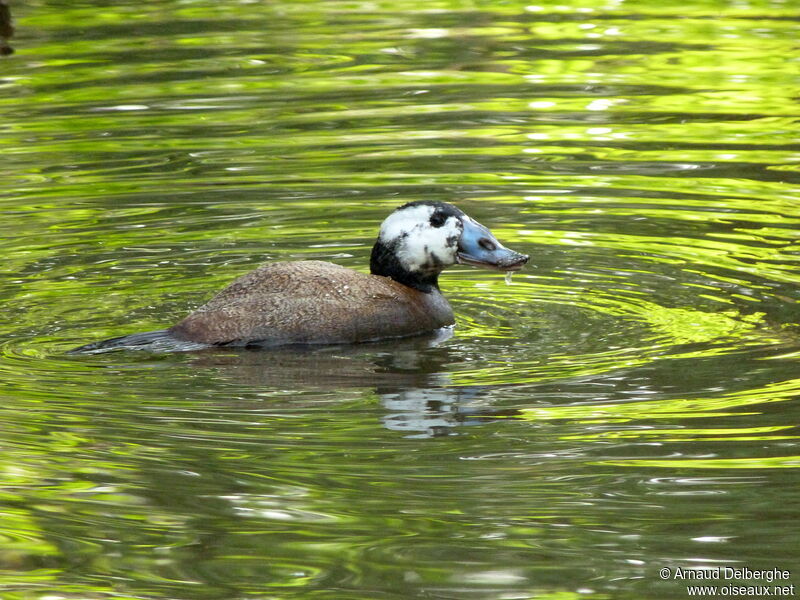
[478,238,497,252]
[429,212,447,228]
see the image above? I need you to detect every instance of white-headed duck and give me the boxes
[71,201,527,352]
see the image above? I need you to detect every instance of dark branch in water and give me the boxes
[1,0,14,56]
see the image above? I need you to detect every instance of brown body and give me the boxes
[169,261,455,346]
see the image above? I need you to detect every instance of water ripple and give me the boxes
[1,1,799,597]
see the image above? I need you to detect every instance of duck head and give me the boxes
[370,201,529,292]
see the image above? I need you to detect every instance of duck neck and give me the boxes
[370,239,440,293]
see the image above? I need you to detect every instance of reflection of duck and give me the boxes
[183,328,457,389]
[72,201,527,352]
[380,386,521,438]
[173,333,523,437]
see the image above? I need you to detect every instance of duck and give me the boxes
[70,201,528,352]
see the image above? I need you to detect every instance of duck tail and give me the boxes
[67,329,175,354]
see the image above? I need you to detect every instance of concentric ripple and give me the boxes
[442,192,798,386]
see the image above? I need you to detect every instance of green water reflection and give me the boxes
[1,0,799,598]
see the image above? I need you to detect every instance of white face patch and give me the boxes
[378,204,462,273]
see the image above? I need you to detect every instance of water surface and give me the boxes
[1,0,799,598]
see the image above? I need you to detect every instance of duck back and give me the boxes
[168,261,454,346]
